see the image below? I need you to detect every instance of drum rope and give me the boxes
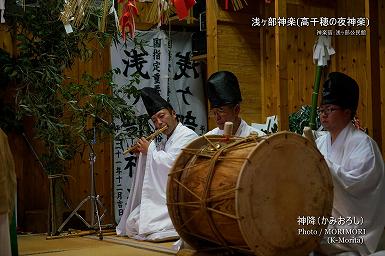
[181,148,215,158]
[222,135,261,150]
[205,187,238,203]
[171,177,201,200]
[168,160,212,175]
[169,149,250,177]
[169,133,333,255]
[205,207,238,220]
[201,140,240,248]
[202,135,220,151]
[223,143,256,152]
[177,211,202,229]
[171,135,261,251]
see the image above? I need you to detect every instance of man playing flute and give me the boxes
[116,87,198,241]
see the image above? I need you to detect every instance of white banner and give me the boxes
[111,30,207,223]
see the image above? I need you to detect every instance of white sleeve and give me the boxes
[150,131,197,173]
[205,128,219,136]
[325,138,381,196]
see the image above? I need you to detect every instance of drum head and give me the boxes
[236,132,333,256]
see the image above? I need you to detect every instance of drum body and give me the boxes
[167,132,333,256]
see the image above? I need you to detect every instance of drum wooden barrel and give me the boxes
[167,132,333,256]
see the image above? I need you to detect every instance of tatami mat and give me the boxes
[18,233,177,256]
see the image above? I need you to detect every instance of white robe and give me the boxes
[316,123,385,255]
[116,123,198,241]
[206,119,265,137]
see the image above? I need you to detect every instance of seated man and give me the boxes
[205,71,264,137]
[315,72,385,255]
[116,87,198,241]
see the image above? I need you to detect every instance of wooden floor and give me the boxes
[17,230,385,256]
[18,233,177,256]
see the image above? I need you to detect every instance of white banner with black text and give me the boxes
[110,30,207,223]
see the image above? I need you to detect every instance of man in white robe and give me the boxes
[315,72,385,256]
[116,87,198,241]
[205,71,264,137]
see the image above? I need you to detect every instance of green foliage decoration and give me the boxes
[0,0,139,174]
[289,105,321,135]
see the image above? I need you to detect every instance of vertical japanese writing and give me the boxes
[114,141,124,216]
[112,31,207,222]
[122,49,150,79]
[177,111,198,131]
[176,86,193,105]
[153,38,162,93]
[173,51,200,80]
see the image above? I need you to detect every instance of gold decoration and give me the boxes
[100,0,111,32]
[145,0,161,24]
[60,0,111,30]
[230,0,248,11]
[144,0,176,25]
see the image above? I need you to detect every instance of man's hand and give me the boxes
[136,137,150,154]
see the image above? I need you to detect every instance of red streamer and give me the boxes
[172,0,196,20]
[118,0,138,41]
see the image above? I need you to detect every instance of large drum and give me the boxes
[167,132,333,256]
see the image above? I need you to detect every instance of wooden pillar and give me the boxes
[206,0,218,76]
[365,0,382,150]
[274,0,288,131]
[379,0,385,157]
[206,0,219,130]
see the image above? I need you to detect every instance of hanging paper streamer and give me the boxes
[313,36,335,67]
[110,0,120,33]
[119,0,138,40]
[0,0,5,23]
[171,0,195,20]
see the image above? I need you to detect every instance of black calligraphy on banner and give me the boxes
[115,162,124,216]
[122,49,150,79]
[153,38,162,93]
[176,86,193,105]
[153,49,161,60]
[120,114,151,140]
[200,125,206,135]
[116,186,124,216]
[125,93,140,105]
[112,31,207,222]
[177,111,198,131]
[173,51,200,80]
[153,38,162,48]
[124,155,136,178]
[114,136,124,159]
